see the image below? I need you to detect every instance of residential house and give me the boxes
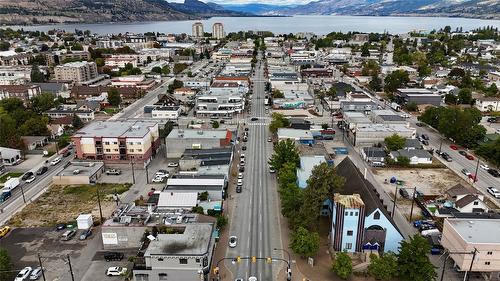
[330,157,404,253]
[361,147,387,163]
[475,96,500,112]
[0,147,22,165]
[389,149,432,165]
[21,136,49,151]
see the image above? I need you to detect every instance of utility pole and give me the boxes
[96,187,103,223]
[37,253,46,281]
[409,186,417,221]
[20,185,26,204]
[465,248,478,281]
[145,164,149,184]
[67,255,75,281]
[392,185,398,218]
[473,157,480,185]
[130,160,135,184]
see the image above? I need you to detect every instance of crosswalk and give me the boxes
[247,122,270,126]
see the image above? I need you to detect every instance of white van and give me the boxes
[421,228,440,237]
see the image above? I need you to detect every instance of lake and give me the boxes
[7,15,500,35]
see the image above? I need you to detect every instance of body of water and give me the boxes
[6,15,500,35]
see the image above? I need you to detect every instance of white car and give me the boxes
[106,266,127,276]
[487,187,500,198]
[480,164,490,170]
[237,179,243,186]
[248,277,257,281]
[25,175,36,183]
[29,267,42,280]
[167,162,178,167]
[50,157,61,166]
[15,267,32,281]
[229,236,237,248]
[155,171,169,178]
[152,177,165,183]
[238,173,243,179]
[269,166,276,173]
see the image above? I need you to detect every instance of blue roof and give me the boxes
[296,156,326,188]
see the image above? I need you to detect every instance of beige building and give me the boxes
[212,22,225,39]
[54,61,98,83]
[192,22,204,38]
[72,120,160,165]
[441,218,500,280]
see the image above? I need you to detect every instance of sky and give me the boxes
[167,0,308,5]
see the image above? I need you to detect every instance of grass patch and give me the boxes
[0,172,23,183]
[9,183,132,227]
[102,107,119,115]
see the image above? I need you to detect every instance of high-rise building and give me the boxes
[192,22,204,38]
[54,61,98,83]
[212,22,225,39]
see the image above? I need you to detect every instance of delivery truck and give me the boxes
[2,177,20,191]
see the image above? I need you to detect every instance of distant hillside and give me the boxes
[0,0,249,25]
[220,3,295,15]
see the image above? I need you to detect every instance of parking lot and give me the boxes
[81,251,135,281]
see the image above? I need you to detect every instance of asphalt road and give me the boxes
[0,153,72,226]
[225,53,284,281]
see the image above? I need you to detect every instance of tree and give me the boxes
[271,90,284,98]
[19,116,50,136]
[173,63,188,74]
[30,64,45,83]
[384,134,406,151]
[396,156,411,166]
[398,235,436,281]
[268,139,300,171]
[458,88,472,104]
[0,41,10,51]
[405,101,418,112]
[0,248,12,281]
[299,162,345,229]
[475,138,500,167]
[368,253,398,280]
[151,66,162,74]
[361,43,370,57]
[269,113,290,134]
[107,88,122,107]
[277,162,302,219]
[369,75,382,92]
[485,83,498,97]
[212,120,219,129]
[332,251,352,280]
[321,123,329,130]
[31,93,57,113]
[384,70,409,93]
[290,226,320,257]
[72,114,84,129]
[0,114,21,148]
[444,93,458,105]
[168,79,184,94]
[161,65,170,76]
[71,43,83,51]
[216,215,228,230]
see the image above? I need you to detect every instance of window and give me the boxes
[113,142,117,144]
[345,243,352,250]
[135,274,149,281]
[179,258,188,264]
[473,201,479,205]
[105,142,110,145]
[129,149,134,152]
[196,258,200,263]
[355,212,358,216]
[347,230,353,236]
[374,211,381,220]
[350,212,353,216]
[136,142,141,145]
[114,149,118,152]
[158,273,168,280]
[345,211,348,216]
[105,149,110,152]
[137,149,142,152]
[158,258,163,261]
[485,262,491,265]
[487,251,493,255]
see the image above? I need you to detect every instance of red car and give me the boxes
[468,174,478,182]
[450,144,458,150]
[465,154,474,160]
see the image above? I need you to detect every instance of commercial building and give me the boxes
[0,84,42,103]
[71,85,143,100]
[348,123,416,146]
[277,128,314,145]
[195,87,245,118]
[132,223,216,281]
[45,108,95,122]
[110,75,156,90]
[165,175,226,201]
[192,22,204,38]
[0,66,31,85]
[0,50,30,66]
[272,90,314,109]
[212,23,225,39]
[166,129,233,158]
[395,88,441,106]
[52,161,105,185]
[296,156,326,188]
[105,56,138,70]
[72,121,160,165]
[441,218,500,280]
[330,157,404,253]
[151,106,181,120]
[54,61,98,83]
[0,147,22,166]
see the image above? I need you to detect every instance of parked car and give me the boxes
[488,169,500,177]
[242,146,247,151]
[152,177,165,183]
[29,267,42,280]
[238,173,243,179]
[267,137,272,142]
[466,154,474,160]
[106,266,127,276]
[250,117,258,121]
[229,236,238,248]
[468,174,478,182]
[36,166,48,175]
[422,140,429,146]
[487,187,500,198]
[55,223,66,231]
[415,122,424,127]
[413,220,434,228]
[248,277,257,281]
[480,164,489,170]
[458,150,467,156]
[269,166,276,173]
[50,157,62,166]
[0,226,10,238]
[63,150,72,157]
[167,162,178,167]
[399,188,410,199]
[421,134,429,140]
[79,228,92,240]
[21,171,34,181]
[239,166,245,172]
[450,144,458,150]
[236,185,242,193]
[61,229,76,241]
[104,252,124,262]
[461,168,471,176]
[106,169,121,175]
[15,267,32,281]
[421,228,440,237]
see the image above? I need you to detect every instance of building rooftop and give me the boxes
[145,223,214,256]
[390,149,432,159]
[56,61,93,68]
[56,161,104,177]
[446,219,500,244]
[277,128,314,140]
[335,193,365,209]
[167,129,230,140]
[297,156,326,188]
[158,192,198,208]
[356,123,415,133]
[74,121,157,138]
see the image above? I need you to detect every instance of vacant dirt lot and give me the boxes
[9,183,131,227]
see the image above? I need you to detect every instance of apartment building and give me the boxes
[0,84,42,103]
[105,55,138,70]
[192,22,204,38]
[54,61,98,83]
[0,66,31,85]
[72,121,160,164]
[195,90,245,118]
[212,23,225,39]
[441,218,500,280]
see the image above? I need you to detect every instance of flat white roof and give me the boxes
[447,218,500,244]
[166,178,225,186]
[158,192,198,208]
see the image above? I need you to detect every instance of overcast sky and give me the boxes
[168,0,307,5]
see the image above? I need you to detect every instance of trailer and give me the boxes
[2,178,20,191]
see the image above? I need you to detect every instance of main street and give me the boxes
[225,53,284,281]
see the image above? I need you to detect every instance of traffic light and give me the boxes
[236,256,241,263]
[251,256,256,263]
[266,257,272,264]
[213,267,219,275]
